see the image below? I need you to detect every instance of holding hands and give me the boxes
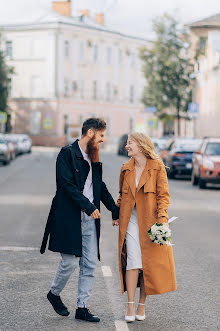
[112,219,119,226]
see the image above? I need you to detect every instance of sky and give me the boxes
[0,0,220,38]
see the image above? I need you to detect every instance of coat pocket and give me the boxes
[144,182,156,193]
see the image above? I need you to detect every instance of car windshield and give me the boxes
[205,143,220,156]
[175,140,202,151]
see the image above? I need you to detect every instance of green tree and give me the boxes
[0,34,14,131]
[140,14,193,135]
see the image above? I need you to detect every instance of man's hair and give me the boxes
[82,118,106,136]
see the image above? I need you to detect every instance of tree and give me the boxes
[140,14,194,135]
[0,34,14,131]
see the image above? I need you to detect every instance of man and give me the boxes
[40,118,119,322]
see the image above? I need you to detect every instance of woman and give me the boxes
[113,133,176,322]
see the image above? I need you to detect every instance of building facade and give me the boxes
[189,14,220,138]
[1,1,148,146]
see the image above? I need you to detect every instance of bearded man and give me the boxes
[40,118,119,323]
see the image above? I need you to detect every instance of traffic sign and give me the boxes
[145,106,157,113]
[188,102,199,117]
[43,118,53,129]
[0,112,7,124]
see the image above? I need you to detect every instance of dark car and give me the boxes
[0,136,11,166]
[165,138,202,178]
[117,134,128,156]
[191,137,220,189]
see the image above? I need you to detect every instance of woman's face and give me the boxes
[125,137,140,158]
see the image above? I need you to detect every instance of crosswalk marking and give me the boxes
[101,265,112,277]
[115,320,130,331]
[0,246,38,251]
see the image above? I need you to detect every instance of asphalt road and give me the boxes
[0,148,219,331]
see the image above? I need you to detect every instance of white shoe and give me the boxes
[125,315,135,322]
[125,302,135,323]
[135,303,145,321]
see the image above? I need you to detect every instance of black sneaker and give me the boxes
[47,290,70,316]
[75,307,100,322]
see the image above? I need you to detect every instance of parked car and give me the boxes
[0,136,11,165]
[4,134,32,155]
[17,134,32,154]
[165,138,202,178]
[4,134,20,156]
[191,137,220,188]
[159,138,174,162]
[117,134,128,156]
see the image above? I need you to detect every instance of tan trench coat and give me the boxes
[117,157,177,295]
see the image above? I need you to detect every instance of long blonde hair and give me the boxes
[129,132,161,161]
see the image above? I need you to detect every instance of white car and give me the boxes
[0,135,11,165]
[10,134,32,154]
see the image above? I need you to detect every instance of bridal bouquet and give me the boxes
[148,217,178,246]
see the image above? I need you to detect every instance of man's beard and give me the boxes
[86,135,100,162]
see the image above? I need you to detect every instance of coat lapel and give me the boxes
[137,158,161,192]
[122,158,136,198]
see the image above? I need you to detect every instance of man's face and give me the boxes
[91,129,105,145]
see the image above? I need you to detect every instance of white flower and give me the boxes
[151,224,157,234]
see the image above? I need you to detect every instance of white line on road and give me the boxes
[0,246,38,251]
[115,320,129,331]
[0,195,51,206]
[101,265,112,277]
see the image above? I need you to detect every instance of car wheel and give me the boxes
[199,178,206,189]
[3,159,10,166]
[191,171,199,186]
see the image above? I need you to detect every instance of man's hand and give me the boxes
[90,209,101,219]
[112,219,119,226]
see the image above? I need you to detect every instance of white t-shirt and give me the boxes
[78,142,94,203]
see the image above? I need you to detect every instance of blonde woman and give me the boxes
[113,133,176,322]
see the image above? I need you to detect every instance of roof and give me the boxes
[0,7,147,43]
[189,13,220,29]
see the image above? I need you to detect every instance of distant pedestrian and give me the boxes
[113,132,176,322]
[40,118,119,322]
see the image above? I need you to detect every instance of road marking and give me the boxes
[0,195,51,206]
[101,265,112,277]
[115,320,129,331]
[0,246,38,251]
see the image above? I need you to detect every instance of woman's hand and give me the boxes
[112,219,119,226]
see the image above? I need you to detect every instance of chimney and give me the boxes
[95,13,104,25]
[52,1,71,17]
[79,9,90,17]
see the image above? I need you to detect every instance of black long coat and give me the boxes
[40,139,119,260]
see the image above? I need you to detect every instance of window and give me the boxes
[79,41,85,61]
[118,48,122,64]
[129,85,134,103]
[30,109,41,134]
[80,81,84,99]
[93,81,97,100]
[5,41,13,58]
[64,78,69,97]
[106,47,111,64]
[93,44,98,62]
[31,39,42,58]
[130,52,135,67]
[72,81,77,92]
[106,82,111,101]
[64,40,70,58]
[31,76,42,98]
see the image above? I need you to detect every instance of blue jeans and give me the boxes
[51,212,98,308]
